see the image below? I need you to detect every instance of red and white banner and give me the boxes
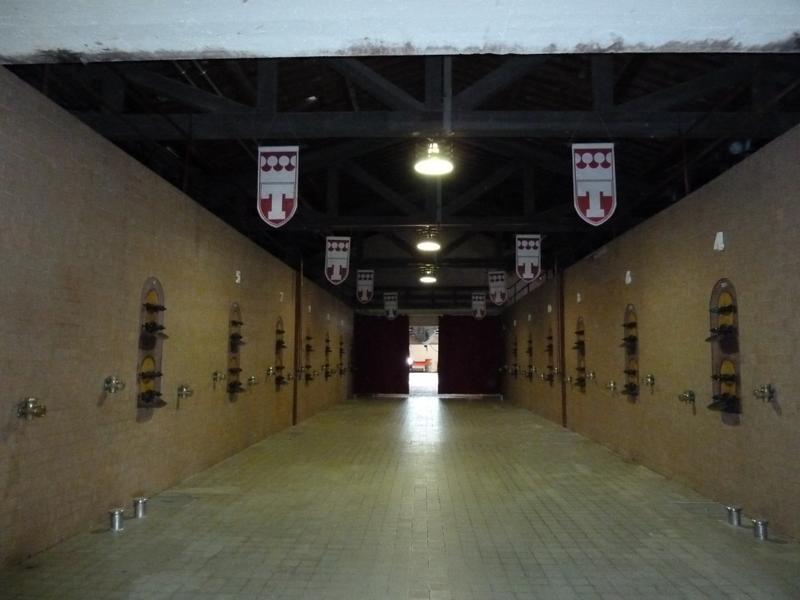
[572,142,617,226]
[325,236,351,285]
[516,235,542,280]
[384,292,398,320]
[356,270,374,304]
[257,145,299,228]
[488,271,507,306]
[472,293,487,320]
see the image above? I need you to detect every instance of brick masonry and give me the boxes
[503,123,800,539]
[0,67,353,563]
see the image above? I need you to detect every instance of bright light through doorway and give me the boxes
[409,325,438,395]
[409,372,438,396]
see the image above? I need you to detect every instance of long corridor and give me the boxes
[2,398,798,600]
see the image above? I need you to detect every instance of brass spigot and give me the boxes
[17,397,47,420]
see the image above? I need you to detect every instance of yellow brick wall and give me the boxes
[504,123,800,538]
[0,68,353,563]
[501,280,563,425]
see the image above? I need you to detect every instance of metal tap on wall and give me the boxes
[753,384,776,403]
[103,376,126,394]
[177,384,194,399]
[17,397,47,419]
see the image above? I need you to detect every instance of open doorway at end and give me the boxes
[409,324,438,396]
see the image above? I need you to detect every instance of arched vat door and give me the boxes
[137,277,166,408]
[622,304,639,400]
[707,279,741,415]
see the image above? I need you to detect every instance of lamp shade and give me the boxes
[414,142,453,176]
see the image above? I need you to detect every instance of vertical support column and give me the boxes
[326,168,339,217]
[591,55,614,110]
[257,59,278,117]
[523,168,536,218]
[442,56,452,135]
[424,56,443,110]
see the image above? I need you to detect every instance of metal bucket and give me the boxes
[133,497,148,519]
[109,508,124,532]
[753,519,769,541]
[725,505,742,527]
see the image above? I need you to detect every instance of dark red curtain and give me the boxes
[353,314,410,394]
[438,316,501,394]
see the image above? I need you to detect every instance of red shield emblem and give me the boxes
[572,142,617,226]
[516,235,542,281]
[356,270,374,304]
[325,237,351,285]
[488,271,507,306]
[472,293,487,320]
[257,146,299,228]
[384,292,398,320]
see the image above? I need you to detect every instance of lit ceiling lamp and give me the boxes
[416,228,441,252]
[419,266,437,284]
[414,141,454,176]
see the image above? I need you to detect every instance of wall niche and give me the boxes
[621,304,639,399]
[227,303,245,396]
[137,277,167,408]
[274,317,288,389]
[324,332,332,379]
[543,325,555,384]
[511,336,519,378]
[525,330,534,380]
[338,335,346,375]
[304,333,315,382]
[707,279,740,414]
[573,317,586,392]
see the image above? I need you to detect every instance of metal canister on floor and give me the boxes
[109,508,124,532]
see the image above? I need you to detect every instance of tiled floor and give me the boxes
[2,397,799,599]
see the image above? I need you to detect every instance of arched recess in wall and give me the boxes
[544,324,555,384]
[622,305,639,400]
[304,331,315,382]
[274,316,288,389]
[525,329,534,380]
[574,317,586,392]
[228,303,245,397]
[324,331,332,379]
[138,277,167,408]
[338,332,345,375]
[511,334,519,378]
[707,279,740,415]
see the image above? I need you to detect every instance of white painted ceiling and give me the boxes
[1,0,798,64]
